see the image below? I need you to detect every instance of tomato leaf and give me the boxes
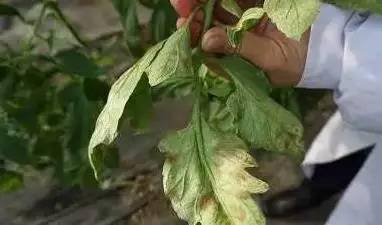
[151,0,177,42]
[263,0,320,40]
[112,0,143,56]
[56,50,104,77]
[88,42,164,179]
[146,26,193,86]
[160,98,268,225]
[218,56,304,161]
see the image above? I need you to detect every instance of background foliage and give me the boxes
[0,0,177,192]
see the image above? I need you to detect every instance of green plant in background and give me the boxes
[0,0,179,192]
[0,1,110,190]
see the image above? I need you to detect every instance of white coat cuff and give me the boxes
[297,4,351,89]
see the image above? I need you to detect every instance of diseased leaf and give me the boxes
[0,169,23,193]
[227,7,265,48]
[221,0,243,17]
[324,0,382,14]
[219,56,304,160]
[206,100,236,133]
[146,26,193,86]
[152,76,194,100]
[263,0,320,40]
[160,103,268,225]
[88,42,164,179]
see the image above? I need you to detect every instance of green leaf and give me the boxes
[0,169,23,193]
[112,0,142,56]
[218,56,304,160]
[56,50,104,77]
[0,124,30,165]
[263,0,320,40]
[227,7,264,48]
[0,4,25,21]
[221,0,243,17]
[324,0,382,14]
[65,85,98,155]
[146,26,193,86]
[125,75,153,133]
[33,130,64,179]
[83,78,110,102]
[0,65,10,82]
[88,42,164,179]
[160,104,268,225]
[271,88,302,119]
[151,0,177,42]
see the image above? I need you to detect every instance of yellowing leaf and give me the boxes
[263,0,320,40]
[147,26,193,86]
[221,0,243,17]
[160,107,268,225]
[219,56,304,161]
[88,41,164,179]
[227,7,265,48]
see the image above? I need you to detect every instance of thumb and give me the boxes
[201,27,276,71]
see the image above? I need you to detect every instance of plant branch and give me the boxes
[45,1,88,48]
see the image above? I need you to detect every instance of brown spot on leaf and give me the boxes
[165,153,178,164]
[200,196,215,210]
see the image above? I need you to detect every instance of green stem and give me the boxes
[45,1,88,48]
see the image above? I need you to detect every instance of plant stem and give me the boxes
[45,1,88,48]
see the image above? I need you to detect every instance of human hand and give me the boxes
[170,0,310,87]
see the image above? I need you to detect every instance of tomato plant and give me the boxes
[2,0,379,224]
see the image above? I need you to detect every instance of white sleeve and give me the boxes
[298,4,382,134]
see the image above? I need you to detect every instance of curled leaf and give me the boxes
[146,26,193,86]
[88,42,164,179]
